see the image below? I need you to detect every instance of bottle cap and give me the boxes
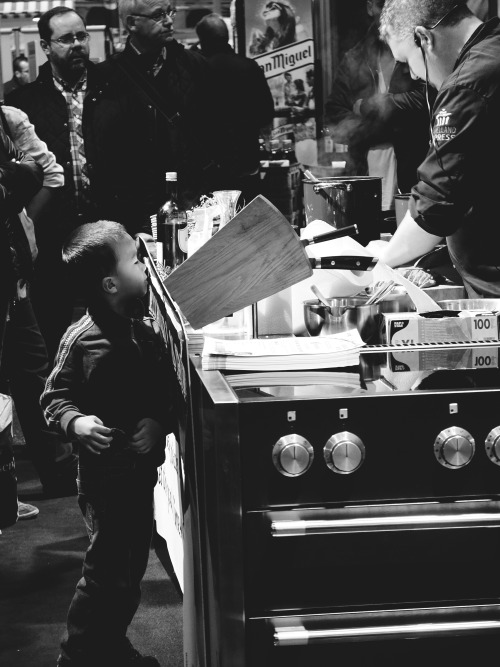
[165,171,178,181]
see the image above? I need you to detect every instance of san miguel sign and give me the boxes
[254,38,314,79]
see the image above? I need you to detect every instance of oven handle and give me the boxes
[271,512,500,536]
[273,619,500,646]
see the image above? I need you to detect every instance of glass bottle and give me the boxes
[157,172,188,275]
[269,139,283,160]
[281,138,297,164]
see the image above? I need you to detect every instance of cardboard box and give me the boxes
[384,311,499,345]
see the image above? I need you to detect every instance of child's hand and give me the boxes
[128,418,163,454]
[69,415,113,455]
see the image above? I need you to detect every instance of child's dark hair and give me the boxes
[62,220,130,303]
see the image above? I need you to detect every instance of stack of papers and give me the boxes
[225,371,361,389]
[201,330,364,371]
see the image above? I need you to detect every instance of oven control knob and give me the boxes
[434,427,475,469]
[272,435,314,477]
[485,427,500,466]
[323,432,365,474]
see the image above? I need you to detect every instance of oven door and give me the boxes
[245,499,500,613]
[244,499,500,660]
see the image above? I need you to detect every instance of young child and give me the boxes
[41,220,172,666]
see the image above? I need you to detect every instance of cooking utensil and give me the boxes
[365,280,396,305]
[303,297,381,343]
[164,195,313,330]
[310,284,333,312]
[375,262,442,313]
[301,224,358,247]
[309,255,378,271]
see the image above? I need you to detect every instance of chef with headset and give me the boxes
[366,0,500,298]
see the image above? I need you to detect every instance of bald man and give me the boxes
[194,13,274,205]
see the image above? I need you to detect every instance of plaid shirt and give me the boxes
[53,72,89,207]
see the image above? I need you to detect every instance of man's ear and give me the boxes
[102,276,118,295]
[125,14,138,33]
[414,27,432,50]
[40,39,50,55]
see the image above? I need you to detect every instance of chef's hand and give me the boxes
[366,239,390,264]
[128,418,163,455]
[69,415,112,455]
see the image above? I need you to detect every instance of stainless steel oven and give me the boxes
[188,343,500,667]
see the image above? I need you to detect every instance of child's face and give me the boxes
[111,235,148,301]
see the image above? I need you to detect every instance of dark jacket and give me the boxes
[6,61,112,239]
[325,23,433,192]
[6,60,162,237]
[410,17,500,298]
[97,40,218,211]
[194,42,274,178]
[41,303,173,469]
[0,125,43,363]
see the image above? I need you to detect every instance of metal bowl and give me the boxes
[303,297,381,343]
[437,299,500,312]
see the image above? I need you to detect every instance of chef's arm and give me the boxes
[366,210,443,267]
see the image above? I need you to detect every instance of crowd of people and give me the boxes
[3,0,500,664]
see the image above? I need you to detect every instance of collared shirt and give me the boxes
[53,71,88,205]
[411,17,500,297]
[129,41,166,77]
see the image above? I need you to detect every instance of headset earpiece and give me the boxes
[414,29,421,47]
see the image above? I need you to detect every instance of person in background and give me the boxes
[325,0,432,214]
[194,12,274,205]
[3,55,30,98]
[0,122,43,521]
[5,7,107,360]
[0,104,77,500]
[6,6,135,361]
[366,0,500,298]
[100,0,218,210]
[41,220,173,666]
[293,78,308,107]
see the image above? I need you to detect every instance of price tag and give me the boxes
[471,314,499,341]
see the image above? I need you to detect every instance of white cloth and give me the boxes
[366,55,398,211]
[2,105,64,188]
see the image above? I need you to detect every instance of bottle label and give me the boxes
[178,226,188,254]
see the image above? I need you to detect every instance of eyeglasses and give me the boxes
[51,31,90,46]
[132,8,176,23]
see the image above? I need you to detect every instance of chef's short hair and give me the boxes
[380,0,470,41]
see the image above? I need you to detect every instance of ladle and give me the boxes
[310,284,333,313]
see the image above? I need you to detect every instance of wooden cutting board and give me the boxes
[164,195,313,330]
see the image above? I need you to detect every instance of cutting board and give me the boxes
[164,195,313,330]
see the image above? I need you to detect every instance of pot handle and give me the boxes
[313,182,349,194]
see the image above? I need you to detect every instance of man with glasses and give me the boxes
[5,7,105,361]
[366,0,500,298]
[96,0,218,208]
